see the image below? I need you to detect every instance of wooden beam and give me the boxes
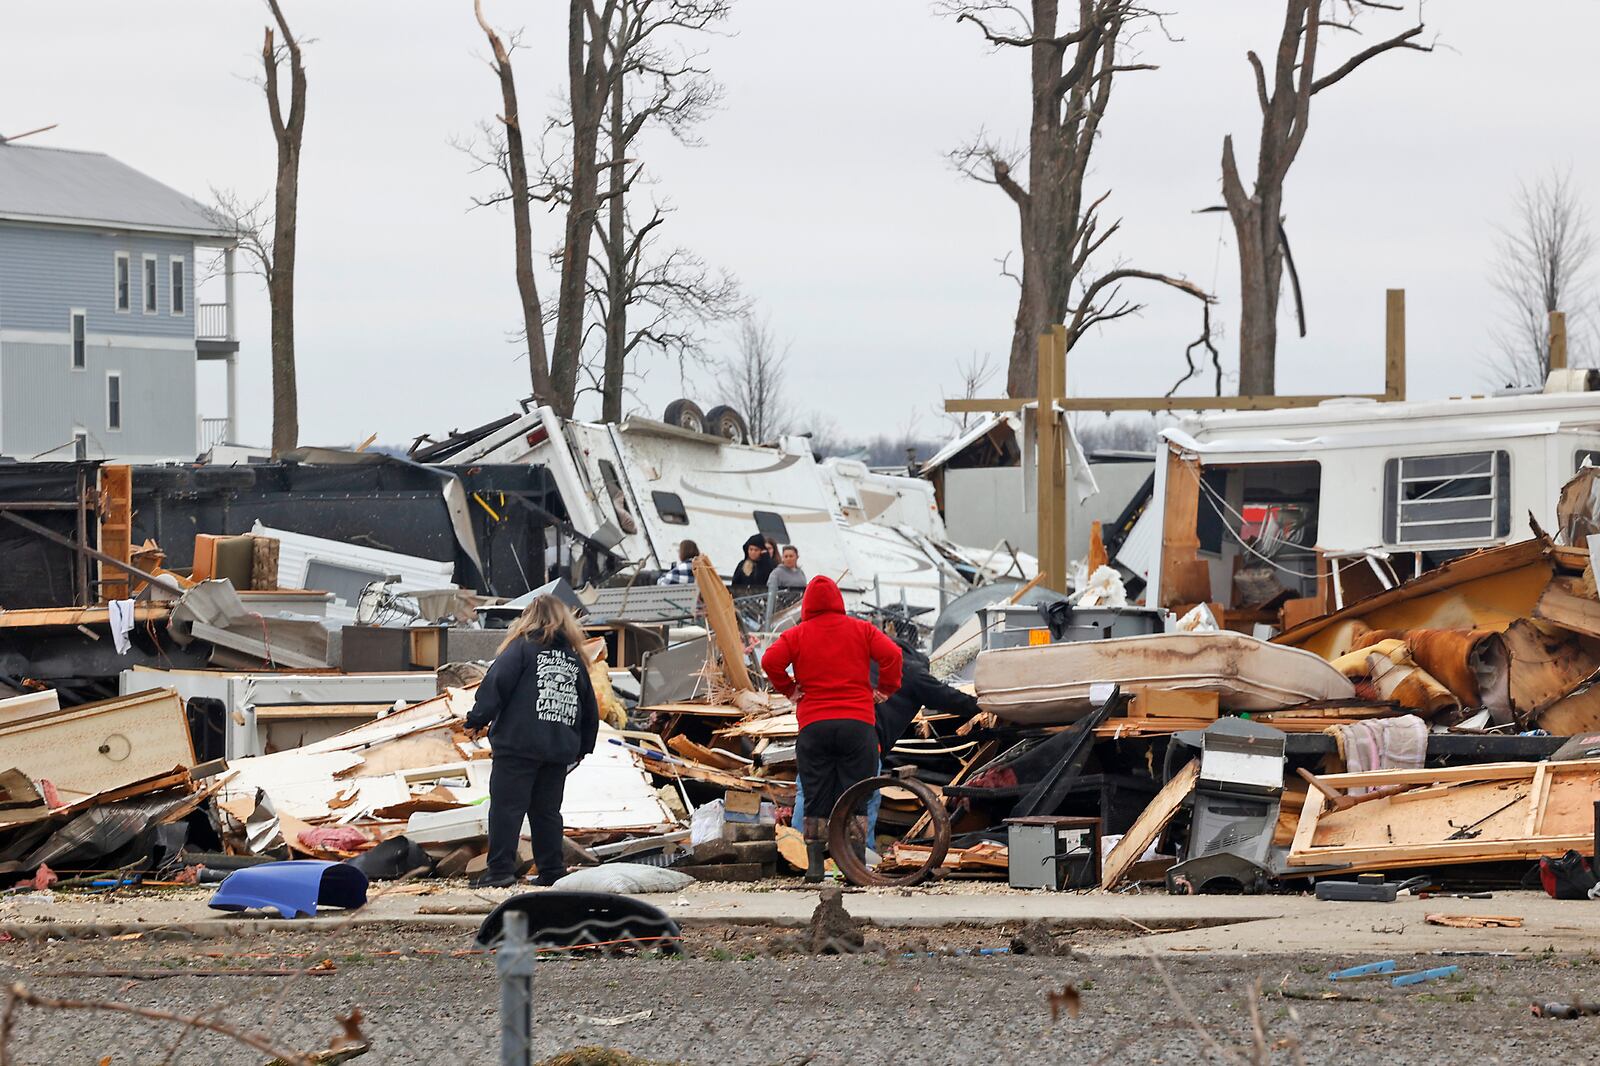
[692,555,752,691]
[1385,288,1407,400]
[1550,309,1569,372]
[945,393,1393,414]
[98,465,133,603]
[1036,330,1068,594]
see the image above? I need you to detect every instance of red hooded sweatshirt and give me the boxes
[760,576,903,730]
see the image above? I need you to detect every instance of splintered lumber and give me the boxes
[880,841,1009,876]
[1100,759,1199,890]
[1425,913,1523,929]
[694,555,753,691]
[666,735,752,773]
[1288,759,1600,873]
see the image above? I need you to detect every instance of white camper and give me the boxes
[442,405,1017,612]
[1129,391,1600,620]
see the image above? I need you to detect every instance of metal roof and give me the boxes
[0,142,231,239]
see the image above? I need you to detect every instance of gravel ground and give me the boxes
[2,921,1599,1064]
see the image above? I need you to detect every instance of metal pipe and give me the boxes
[497,910,534,1065]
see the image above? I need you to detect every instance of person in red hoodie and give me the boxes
[760,575,903,881]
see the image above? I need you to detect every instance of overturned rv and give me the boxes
[1127,390,1600,631]
[418,404,1035,613]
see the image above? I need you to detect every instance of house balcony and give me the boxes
[196,302,239,357]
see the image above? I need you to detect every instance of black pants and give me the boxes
[796,718,878,834]
[487,754,568,881]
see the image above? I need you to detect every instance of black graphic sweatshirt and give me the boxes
[464,637,600,765]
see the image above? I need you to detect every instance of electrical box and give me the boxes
[1004,816,1100,890]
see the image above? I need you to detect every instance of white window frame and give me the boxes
[114,252,130,312]
[1387,450,1504,546]
[142,254,158,314]
[106,371,123,432]
[69,308,87,371]
[169,255,186,316]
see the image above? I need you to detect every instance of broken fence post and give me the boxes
[498,910,535,1065]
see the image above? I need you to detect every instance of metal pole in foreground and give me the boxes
[498,911,535,1065]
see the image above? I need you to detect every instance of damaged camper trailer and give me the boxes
[420,404,1035,612]
[1130,390,1600,631]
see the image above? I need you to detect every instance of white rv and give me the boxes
[1128,391,1600,620]
[442,405,1029,613]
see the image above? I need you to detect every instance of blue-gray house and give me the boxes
[0,141,241,463]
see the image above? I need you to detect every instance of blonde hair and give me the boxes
[497,595,588,655]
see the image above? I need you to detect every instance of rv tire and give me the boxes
[662,398,706,434]
[704,405,750,445]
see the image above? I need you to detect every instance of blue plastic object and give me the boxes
[1392,965,1458,987]
[208,860,369,919]
[1328,960,1396,981]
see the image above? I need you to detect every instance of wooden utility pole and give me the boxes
[1385,289,1406,400]
[1034,328,1068,594]
[1550,310,1569,372]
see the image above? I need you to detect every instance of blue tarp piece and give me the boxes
[208,859,369,918]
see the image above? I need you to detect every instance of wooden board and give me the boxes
[1534,576,1600,639]
[1128,687,1219,720]
[666,734,751,772]
[98,464,133,602]
[1288,758,1600,873]
[694,555,752,690]
[1100,759,1198,889]
[0,605,169,629]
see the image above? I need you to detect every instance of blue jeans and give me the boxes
[792,757,882,845]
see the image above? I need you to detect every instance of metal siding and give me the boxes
[1,339,196,460]
[0,222,195,336]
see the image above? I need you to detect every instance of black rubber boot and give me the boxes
[804,841,826,883]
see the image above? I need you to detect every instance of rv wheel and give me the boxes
[704,405,750,445]
[661,398,706,434]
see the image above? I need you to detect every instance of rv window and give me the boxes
[652,491,688,525]
[596,459,638,534]
[753,510,790,543]
[1383,450,1510,545]
[1577,450,1600,473]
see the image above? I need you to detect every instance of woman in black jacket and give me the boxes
[464,596,600,888]
[730,533,774,592]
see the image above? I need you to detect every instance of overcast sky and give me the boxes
[5,1,1597,449]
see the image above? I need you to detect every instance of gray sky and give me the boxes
[5,1,1596,449]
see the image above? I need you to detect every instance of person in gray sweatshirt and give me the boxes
[767,545,807,592]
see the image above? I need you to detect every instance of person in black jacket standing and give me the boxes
[464,596,600,888]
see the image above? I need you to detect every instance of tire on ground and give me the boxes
[661,398,706,434]
[703,405,751,444]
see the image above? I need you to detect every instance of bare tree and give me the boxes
[945,0,1214,397]
[1487,169,1598,386]
[205,189,274,282]
[941,351,1000,434]
[549,0,623,416]
[1222,0,1430,395]
[593,0,741,421]
[721,316,792,444]
[260,0,306,455]
[473,0,553,403]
